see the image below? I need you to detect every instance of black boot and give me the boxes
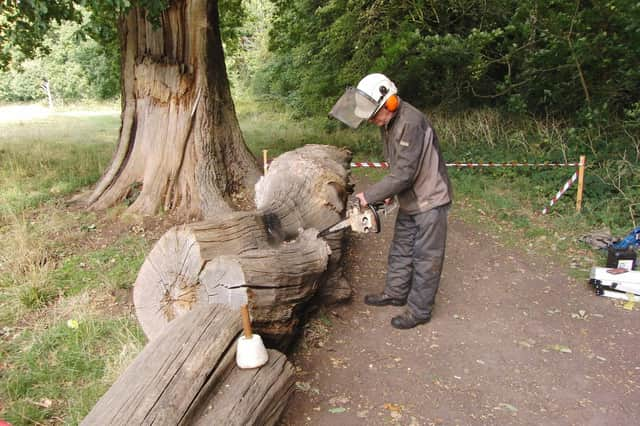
[391,310,430,329]
[364,293,406,307]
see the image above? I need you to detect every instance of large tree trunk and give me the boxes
[87,0,259,219]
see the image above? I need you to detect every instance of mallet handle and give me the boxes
[241,304,253,339]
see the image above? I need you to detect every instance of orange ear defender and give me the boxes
[385,94,399,112]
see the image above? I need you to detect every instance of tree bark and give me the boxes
[87,0,260,219]
[81,305,295,426]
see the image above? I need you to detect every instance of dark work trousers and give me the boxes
[384,204,449,320]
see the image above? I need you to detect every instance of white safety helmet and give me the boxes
[329,73,399,128]
[354,73,398,118]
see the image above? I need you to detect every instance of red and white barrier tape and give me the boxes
[348,160,581,215]
[541,171,578,215]
[350,162,389,168]
[445,161,580,168]
[350,161,580,168]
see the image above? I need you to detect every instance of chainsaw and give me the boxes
[318,200,397,237]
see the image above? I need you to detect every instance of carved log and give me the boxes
[97,145,353,425]
[82,305,295,426]
[255,144,353,303]
[256,144,352,239]
[134,144,353,343]
[200,230,330,345]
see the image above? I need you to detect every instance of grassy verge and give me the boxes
[0,107,119,222]
[2,317,144,424]
[0,104,148,425]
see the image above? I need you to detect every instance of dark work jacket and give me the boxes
[363,99,452,214]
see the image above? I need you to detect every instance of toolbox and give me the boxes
[589,267,640,300]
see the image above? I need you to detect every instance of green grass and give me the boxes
[1,317,145,425]
[0,104,149,425]
[0,221,149,423]
[0,108,119,221]
[236,97,382,160]
[50,235,149,293]
[0,213,150,323]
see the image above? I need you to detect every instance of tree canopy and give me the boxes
[5,0,640,119]
[250,0,640,118]
[0,0,245,102]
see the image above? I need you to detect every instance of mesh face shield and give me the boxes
[329,87,380,129]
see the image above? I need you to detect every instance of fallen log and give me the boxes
[81,305,295,426]
[255,144,352,239]
[134,144,353,342]
[200,229,330,345]
[133,211,275,340]
[90,145,353,425]
[255,144,353,304]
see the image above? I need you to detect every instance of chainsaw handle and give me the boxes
[370,201,385,210]
[369,205,381,233]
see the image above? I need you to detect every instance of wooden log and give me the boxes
[82,305,295,426]
[133,211,277,340]
[88,145,354,426]
[188,351,293,426]
[255,144,353,304]
[134,144,352,342]
[255,144,352,238]
[200,229,330,345]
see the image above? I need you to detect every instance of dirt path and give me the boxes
[280,199,639,425]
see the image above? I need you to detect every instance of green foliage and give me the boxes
[18,284,58,309]
[0,0,168,71]
[219,0,248,56]
[251,0,640,119]
[1,0,250,103]
[0,20,120,102]
[0,0,82,69]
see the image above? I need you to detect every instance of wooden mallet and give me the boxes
[235,304,269,369]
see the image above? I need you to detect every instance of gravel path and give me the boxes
[280,200,639,425]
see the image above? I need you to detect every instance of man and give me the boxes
[329,73,452,329]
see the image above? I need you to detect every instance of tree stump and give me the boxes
[81,305,295,426]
